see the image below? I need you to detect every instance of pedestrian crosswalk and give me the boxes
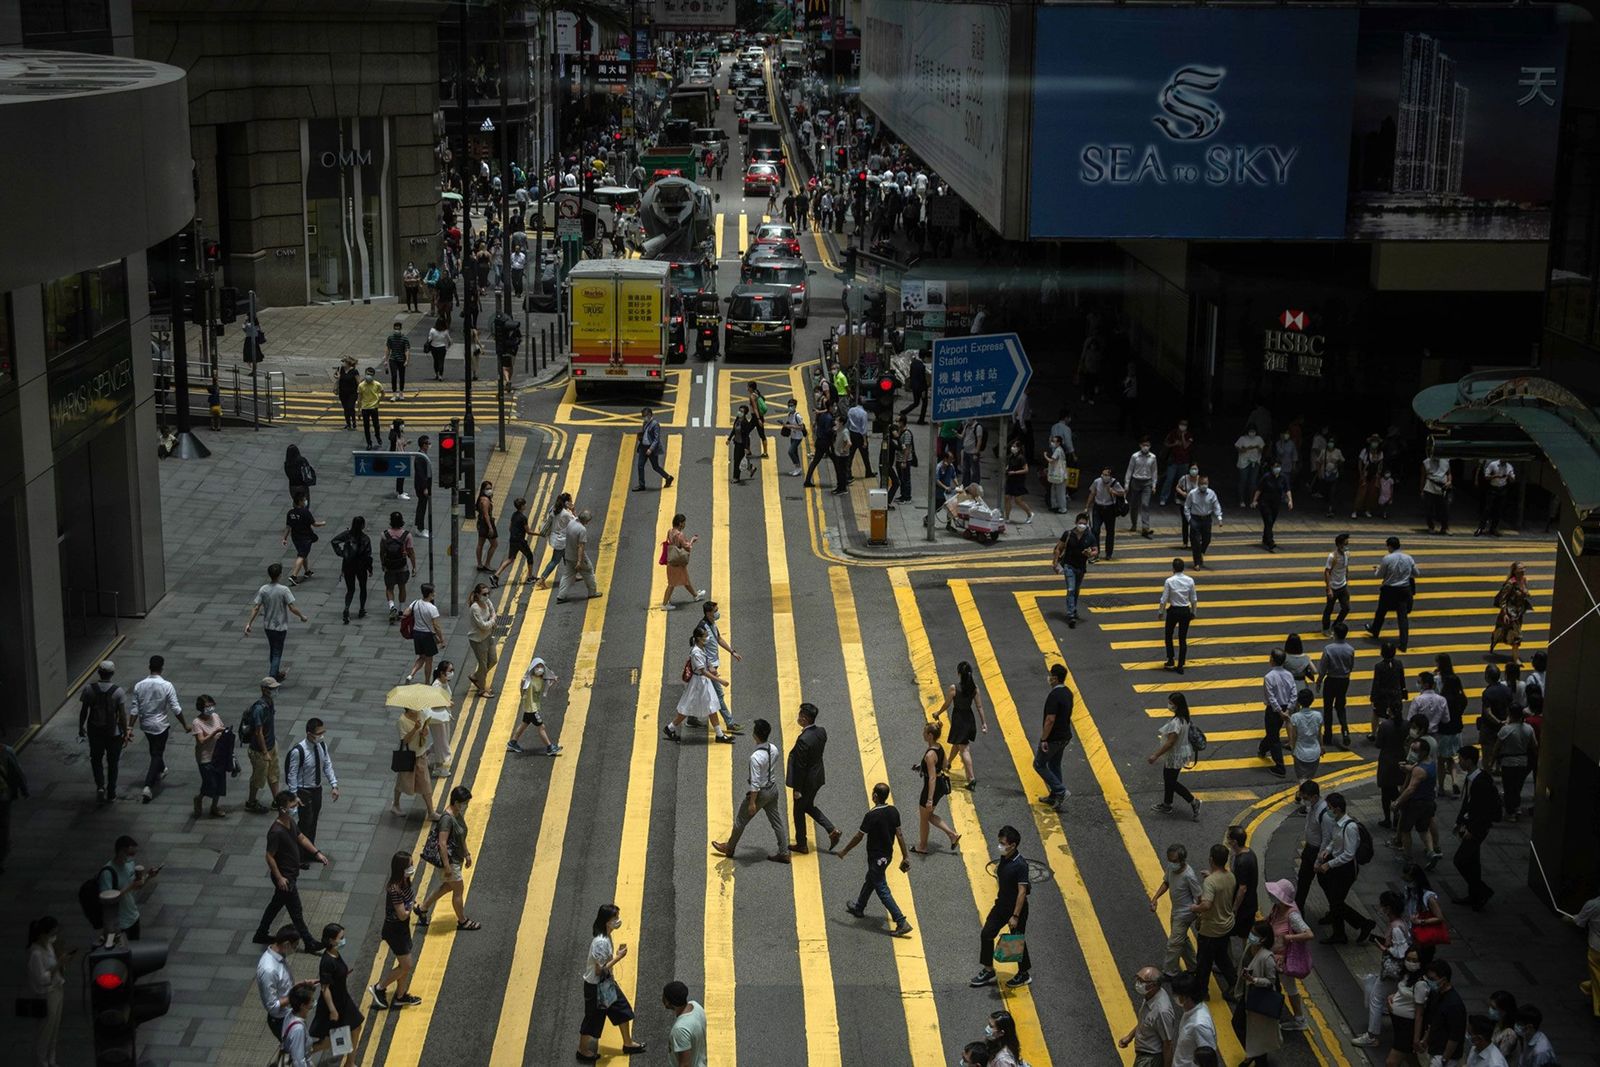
[280,382,513,427]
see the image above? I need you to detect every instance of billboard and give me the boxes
[570,280,614,359]
[1028,9,1359,240]
[1028,7,1566,241]
[1347,10,1566,240]
[652,0,734,30]
[862,0,1010,230]
[618,279,662,359]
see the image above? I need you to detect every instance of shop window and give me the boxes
[42,262,127,363]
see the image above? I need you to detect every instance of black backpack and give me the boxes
[78,865,117,928]
[380,531,407,570]
[83,684,119,731]
[1353,818,1375,866]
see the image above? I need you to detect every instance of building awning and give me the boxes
[1415,373,1600,520]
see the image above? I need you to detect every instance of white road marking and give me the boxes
[692,416,701,428]
[702,362,716,428]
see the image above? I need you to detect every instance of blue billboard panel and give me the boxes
[1028,9,1359,240]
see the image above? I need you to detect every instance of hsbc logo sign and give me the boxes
[1264,308,1325,376]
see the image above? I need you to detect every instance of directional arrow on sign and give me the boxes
[998,334,1031,413]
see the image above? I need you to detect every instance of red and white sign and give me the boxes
[1279,309,1306,331]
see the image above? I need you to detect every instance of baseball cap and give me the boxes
[260,676,281,689]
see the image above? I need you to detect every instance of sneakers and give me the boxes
[506,740,524,754]
[1190,799,1202,822]
[545,744,563,756]
[1149,802,1174,814]
[844,901,866,918]
[418,530,431,539]
[397,492,412,500]
[370,984,390,1009]
[393,993,422,1007]
[1349,1033,1380,1047]
[1005,972,1032,988]
[1281,1016,1311,1032]
[969,968,998,988]
[141,787,153,804]
[892,919,914,937]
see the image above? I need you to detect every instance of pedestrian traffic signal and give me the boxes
[202,238,221,271]
[873,373,897,412]
[835,146,847,171]
[437,429,459,490]
[89,940,172,1066]
[218,286,239,324]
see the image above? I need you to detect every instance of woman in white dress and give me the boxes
[664,627,734,743]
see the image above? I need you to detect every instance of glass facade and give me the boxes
[1546,108,1600,346]
[41,262,128,363]
[302,118,392,302]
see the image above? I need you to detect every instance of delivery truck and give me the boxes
[566,259,671,398]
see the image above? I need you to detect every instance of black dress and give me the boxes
[310,949,364,1038]
[948,686,977,746]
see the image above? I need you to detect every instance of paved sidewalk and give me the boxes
[1261,778,1597,1065]
[0,422,544,1064]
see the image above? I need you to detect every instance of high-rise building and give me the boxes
[1392,31,1466,195]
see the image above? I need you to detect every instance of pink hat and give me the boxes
[1265,879,1296,908]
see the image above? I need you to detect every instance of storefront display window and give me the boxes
[42,261,127,363]
[302,118,392,303]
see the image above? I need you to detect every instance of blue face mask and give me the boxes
[1488,1007,1499,1021]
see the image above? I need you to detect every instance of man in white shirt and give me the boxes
[844,400,874,479]
[255,927,305,1039]
[1476,459,1515,536]
[1124,438,1159,538]
[1412,672,1449,735]
[711,719,789,863]
[1089,468,1126,559]
[131,655,189,804]
[1465,1014,1508,1067]
[1366,536,1419,651]
[1169,972,1218,1067]
[1158,558,1197,674]
[1420,452,1452,534]
[284,718,339,855]
[1322,533,1352,634]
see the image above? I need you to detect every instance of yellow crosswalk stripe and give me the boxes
[486,437,626,1066]
[377,441,573,1066]
[609,439,680,1019]
[1082,589,1548,614]
[705,438,737,1066]
[947,581,1138,1058]
[1055,547,1548,567]
[762,456,843,1065]
[1117,640,1547,670]
[1132,663,1537,693]
[1143,689,1488,719]
[1186,752,1365,773]
[828,567,945,1063]
[1080,574,1545,597]
[1098,613,1532,633]
[738,212,748,254]
[715,212,726,259]
[889,570,1056,1066]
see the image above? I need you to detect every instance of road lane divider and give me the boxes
[829,566,948,1064]
[705,438,737,1066]
[888,569,1054,1067]
[484,438,629,1065]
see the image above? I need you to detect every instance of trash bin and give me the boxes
[868,488,889,545]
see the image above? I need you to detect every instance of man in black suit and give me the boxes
[1451,744,1498,910]
[787,703,840,854]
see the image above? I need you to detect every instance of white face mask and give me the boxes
[405,865,416,878]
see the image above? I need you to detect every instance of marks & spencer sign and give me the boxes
[49,337,134,450]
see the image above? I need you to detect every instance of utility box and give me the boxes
[868,488,889,544]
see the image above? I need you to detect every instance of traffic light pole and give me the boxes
[166,230,210,460]
[449,416,461,617]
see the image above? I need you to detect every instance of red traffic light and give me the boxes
[439,434,457,451]
[878,377,894,392]
[93,966,127,991]
[857,171,867,181]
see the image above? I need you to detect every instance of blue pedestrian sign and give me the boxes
[930,332,1032,421]
[352,451,413,478]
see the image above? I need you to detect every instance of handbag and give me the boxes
[992,933,1027,963]
[667,544,691,567]
[1243,982,1286,1019]
[1112,498,1130,517]
[399,604,416,639]
[390,746,417,773]
[1282,936,1312,979]
[658,540,670,566]
[1066,467,1080,490]
[1410,920,1450,947]
[328,1025,354,1056]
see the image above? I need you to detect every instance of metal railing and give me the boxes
[62,587,121,638]
[151,356,287,426]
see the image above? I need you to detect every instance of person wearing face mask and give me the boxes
[1150,843,1203,974]
[1249,457,1294,552]
[253,791,329,951]
[577,904,645,1061]
[983,1009,1025,1066]
[1170,972,1219,1067]
[1003,440,1034,524]
[256,926,312,1039]
[959,1042,993,1067]
[1174,463,1200,546]
[1231,919,1283,1064]
[24,915,73,1067]
[474,480,499,575]
[1274,430,1299,482]
[729,404,757,484]
[1088,467,1126,559]
[285,718,339,863]
[1124,436,1158,538]
[371,851,423,1009]
[508,657,563,756]
[1045,434,1071,513]
[1420,959,1467,1066]
[1158,419,1194,507]
[310,921,364,1055]
[191,694,229,818]
[1119,967,1178,1067]
[425,661,456,776]
[418,785,480,930]
[1184,473,1222,569]
[1382,944,1434,1061]
[1353,434,1385,518]
[1391,730,1440,865]
[1352,890,1410,1047]
[1234,423,1265,508]
[1484,991,1520,1059]
[970,825,1030,989]
[1465,1014,1509,1067]
[1511,1004,1556,1066]
[1053,513,1098,628]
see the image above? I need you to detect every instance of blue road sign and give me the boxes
[930,332,1033,421]
[353,451,412,478]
